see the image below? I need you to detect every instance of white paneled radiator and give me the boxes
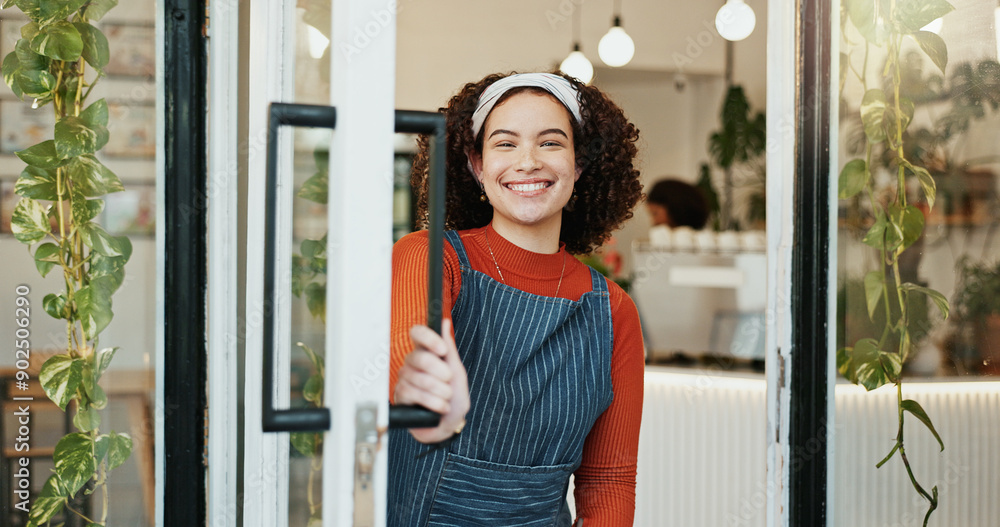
[635,368,1000,527]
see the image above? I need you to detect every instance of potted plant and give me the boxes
[704,84,766,231]
[953,258,1000,375]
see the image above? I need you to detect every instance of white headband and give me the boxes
[470,73,583,138]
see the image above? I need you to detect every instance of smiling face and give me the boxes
[469,90,580,245]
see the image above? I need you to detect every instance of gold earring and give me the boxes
[480,192,487,202]
[565,191,578,211]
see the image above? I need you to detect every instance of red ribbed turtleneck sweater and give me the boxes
[390,225,644,525]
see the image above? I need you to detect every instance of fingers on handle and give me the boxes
[410,324,447,357]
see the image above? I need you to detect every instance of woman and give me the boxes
[389,72,644,526]
[646,178,710,229]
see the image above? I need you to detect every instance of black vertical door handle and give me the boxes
[260,103,443,433]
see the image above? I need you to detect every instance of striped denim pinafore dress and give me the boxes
[388,230,614,527]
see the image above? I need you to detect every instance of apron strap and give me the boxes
[443,230,471,268]
[589,266,608,294]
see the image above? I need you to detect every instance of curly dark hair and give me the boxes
[410,71,642,255]
[647,178,710,229]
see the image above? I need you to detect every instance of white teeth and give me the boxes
[508,182,547,192]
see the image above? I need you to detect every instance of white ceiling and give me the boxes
[394,0,768,110]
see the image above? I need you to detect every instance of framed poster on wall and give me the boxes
[103,23,156,78]
[0,99,56,153]
[106,102,156,158]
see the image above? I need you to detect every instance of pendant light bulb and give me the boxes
[306,24,330,59]
[716,0,756,42]
[599,16,635,67]
[560,44,594,84]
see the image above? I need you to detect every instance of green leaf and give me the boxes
[80,98,110,128]
[883,204,906,251]
[894,0,954,33]
[89,249,130,293]
[15,166,61,201]
[30,21,83,62]
[34,242,61,277]
[88,381,108,410]
[15,68,56,98]
[304,281,326,321]
[66,154,124,196]
[94,434,110,465]
[55,114,108,159]
[72,195,105,224]
[837,346,855,381]
[43,293,67,319]
[909,165,937,210]
[884,98,915,143]
[11,197,50,244]
[298,171,329,204]
[846,0,884,44]
[860,89,888,142]
[899,282,950,320]
[15,37,48,71]
[39,354,83,411]
[290,431,318,457]
[94,347,118,381]
[16,0,89,27]
[20,21,41,42]
[83,0,118,20]
[300,238,324,259]
[911,31,948,74]
[27,474,68,526]
[838,159,869,199]
[848,338,899,391]
[75,22,109,71]
[863,270,885,320]
[900,205,924,249]
[1,0,15,9]
[1,50,23,98]
[73,404,101,432]
[901,399,945,451]
[15,141,66,169]
[76,275,116,340]
[303,373,323,404]
[106,431,132,470]
[862,209,887,249]
[53,432,96,497]
[79,221,126,256]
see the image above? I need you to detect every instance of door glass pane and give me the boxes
[0,2,158,526]
[836,1,1000,524]
[288,5,331,526]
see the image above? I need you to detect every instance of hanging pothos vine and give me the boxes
[838,0,953,525]
[2,1,133,526]
[289,145,329,527]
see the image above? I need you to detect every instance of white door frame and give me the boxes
[243,0,296,525]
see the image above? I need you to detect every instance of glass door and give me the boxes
[241,1,398,526]
[832,0,1000,525]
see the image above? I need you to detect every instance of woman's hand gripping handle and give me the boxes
[393,319,470,444]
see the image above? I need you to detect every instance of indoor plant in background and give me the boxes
[837,0,956,525]
[704,84,766,231]
[1,1,134,526]
[952,258,1000,375]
